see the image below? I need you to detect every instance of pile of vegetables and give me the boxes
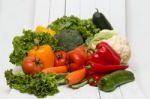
[5,9,134,98]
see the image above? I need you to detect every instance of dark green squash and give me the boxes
[98,70,135,92]
[92,9,113,30]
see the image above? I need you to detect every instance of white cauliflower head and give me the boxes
[104,35,131,64]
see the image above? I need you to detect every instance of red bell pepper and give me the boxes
[85,61,128,74]
[96,42,121,65]
[87,53,107,65]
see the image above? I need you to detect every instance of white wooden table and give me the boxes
[1,0,147,99]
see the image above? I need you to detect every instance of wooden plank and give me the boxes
[109,0,126,36]
[8,87,76,99]
[47,86,77,99]
[8,85,100,99]
[66,0,80,17]
[33,0,50,28]
[8,89,37,99]
[75,85,100,99]
[99,87,123,99]
[120,79,147,99]
[48,0,65,24]
[47,85,100,99]
[95,0,110,19]
[80,0,96,19]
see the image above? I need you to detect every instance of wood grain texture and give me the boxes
[99,88,123,99]
[66,0,81,17]
[109,0,126,36]
[33,0,50,27]
[120,81,147,99]
[48,0,65,23]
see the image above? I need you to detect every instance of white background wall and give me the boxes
[126,1,150,99]
[0,0,35,95]
[0,0,150,99]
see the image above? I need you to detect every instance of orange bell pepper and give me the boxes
[28,45,55,68]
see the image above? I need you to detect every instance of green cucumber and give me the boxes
[98,70,135,92]
[92,8,113,30]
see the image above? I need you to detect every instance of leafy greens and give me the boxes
[48,16,100,40]
[5,69,59,98]
[9,30,59,66]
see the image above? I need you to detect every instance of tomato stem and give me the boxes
[34,58,42,65]
[56,55,62,59]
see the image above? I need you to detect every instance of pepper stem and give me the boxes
[88,78,95,83]
[84,65,92,70]
[95,8,99,13]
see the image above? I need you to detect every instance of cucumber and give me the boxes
[98,70,135,92]
[92,8,113,30]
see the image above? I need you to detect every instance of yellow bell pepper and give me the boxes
[35,25,56,36]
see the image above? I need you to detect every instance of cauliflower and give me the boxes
[104,35,131,64]
[85,29,117,50]
[86,29,131,64]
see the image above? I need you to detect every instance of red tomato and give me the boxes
[67,50,85,71]
[54,51,68,66]
[22,56,44,75]
[67,46,93,71]
[74,47,88,61]
[74,46,94,61]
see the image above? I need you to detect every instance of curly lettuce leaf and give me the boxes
[5,69,59,98]
[48,16,100,40]
[9,30,59,66]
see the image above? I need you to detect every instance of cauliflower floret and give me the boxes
[104,35,131,64]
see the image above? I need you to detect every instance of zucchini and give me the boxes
[92,8,113,30]
[98,70,135,92]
